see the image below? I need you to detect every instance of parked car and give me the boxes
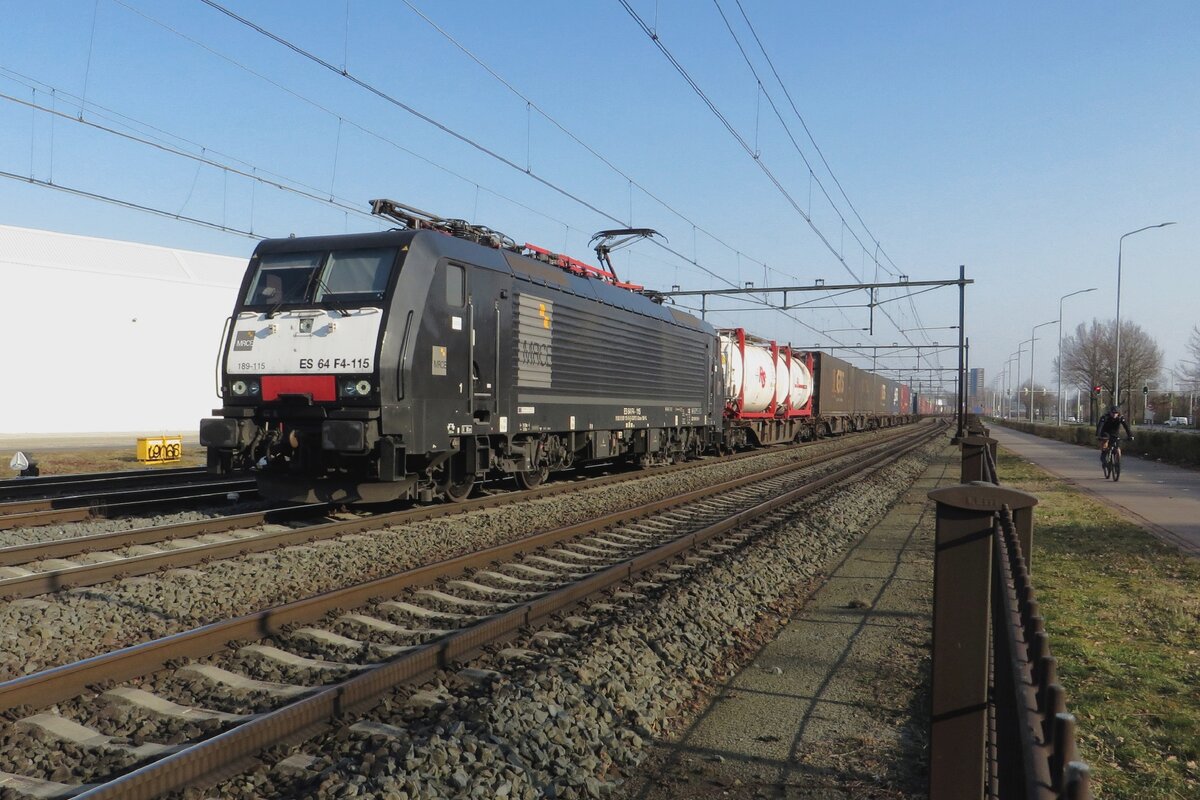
[1165,416,1191,427]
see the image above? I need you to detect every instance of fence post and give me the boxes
[960,435,998,483]
[1011,502,1036,573]
[928,483,1040,800]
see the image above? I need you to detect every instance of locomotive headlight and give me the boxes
[340,378,373,397]
[231,380,248,396]
[247,380,260,395]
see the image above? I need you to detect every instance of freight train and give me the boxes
[200,200,915,504]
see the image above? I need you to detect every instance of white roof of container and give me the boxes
[0,224,245,288]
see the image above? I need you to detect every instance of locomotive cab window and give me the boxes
[314,248,395,303]
[243,247,398,308]
[244,253,321,306]
[445,263,466,307]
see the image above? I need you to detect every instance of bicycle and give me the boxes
[1101,436,1123,481]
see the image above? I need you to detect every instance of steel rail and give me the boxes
[0,504,326,570]
[0,424,935,713]
[0,505,92,529]
[0,488,260,531]
[0,479,258,528]
[0,467,210,500]
[0,426,924,600]
[70,423,941,799]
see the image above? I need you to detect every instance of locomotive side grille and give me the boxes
[515,292,708,403]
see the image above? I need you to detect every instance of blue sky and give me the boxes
[1,1,1196,397]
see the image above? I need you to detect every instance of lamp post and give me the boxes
[1030,320,1057,422]
[1115,223,1175,410]
[1006,353,1019,417]
[1057,288,1097,425]
[1016,339,1035,418]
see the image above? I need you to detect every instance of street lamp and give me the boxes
[1006,353,1020,417]
[1030,320,1056,422]
[1016,339,1036,418]
[1115,222,1175,409]
[1057,288,1097,425]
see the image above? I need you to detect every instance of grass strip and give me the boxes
[1,447,206,476]
[997,451,1199,799]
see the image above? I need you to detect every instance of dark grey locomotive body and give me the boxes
[201,227,721,503]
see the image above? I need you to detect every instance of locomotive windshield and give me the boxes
[243,247,398,308]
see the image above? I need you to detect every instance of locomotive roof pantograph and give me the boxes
[368,198,655,296]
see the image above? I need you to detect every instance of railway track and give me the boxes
[0,422,940,799]
[0,477,258,531]
[0,467,210,501]
[0,426,921,602]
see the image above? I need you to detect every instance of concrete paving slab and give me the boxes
[989,426,1200,556]
[618,446,959,799]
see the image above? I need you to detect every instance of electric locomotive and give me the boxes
[200,200,722,503]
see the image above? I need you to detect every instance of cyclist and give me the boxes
[1095,405,1132,467]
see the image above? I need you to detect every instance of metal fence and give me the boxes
[928,420,1093,799]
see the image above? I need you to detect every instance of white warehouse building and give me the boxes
[2,225,248,435]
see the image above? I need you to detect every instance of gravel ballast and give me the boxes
[0,499,274,549]
[188,436,947,800]
[0,428,916,680]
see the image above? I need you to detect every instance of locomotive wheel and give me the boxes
[433,461,475,503]
[441,476,475,503]
[514,467,549,490]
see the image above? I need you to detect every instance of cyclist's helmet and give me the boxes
[1109,405,1120,414]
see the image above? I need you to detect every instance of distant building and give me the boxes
[1,225,247,434]
[968,367,986,413]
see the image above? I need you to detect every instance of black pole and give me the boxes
[965,336,971,417]
[955,265,966,439]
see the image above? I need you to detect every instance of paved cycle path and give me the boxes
[989,426,1200,557]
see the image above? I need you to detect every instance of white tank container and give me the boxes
[789,357,813,408]
[720,333,778,412]
[739,343,776,412]
[774,358,790,408]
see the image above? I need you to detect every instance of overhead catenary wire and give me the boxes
[392,0,866,334]
[0,88,383,228]
[194,0,859,346]
[9,6,808,337]
[618,0,865,288]
[102,2,586,235]
[0,168,257,239]
[715,0,946,367]
[731,0,903,279]
[3,42,592,263]
[620,0,948,369]
[396,0,788,285]
[706,0,941,367]
[193,0,723,288]
[729,0,945,370]
[8,3,943,366]
[710,0,891,280]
